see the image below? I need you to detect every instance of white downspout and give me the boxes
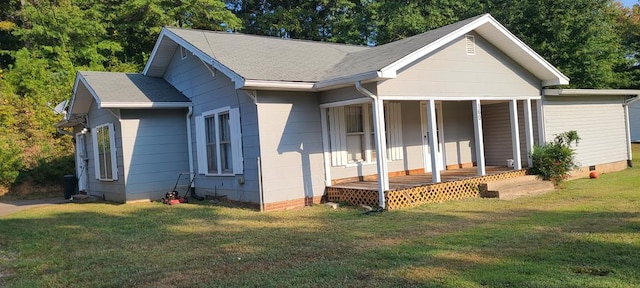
[355,81,389,210]
[186,106,195,187]
[623,95,640,167]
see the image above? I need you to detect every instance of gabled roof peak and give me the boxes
[143,13,568,91]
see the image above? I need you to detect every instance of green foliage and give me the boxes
[530,131,581,186]
[230,0,374,44]
[0,135,24,187]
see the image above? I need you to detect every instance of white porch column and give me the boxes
[320,108,332,186]
[472,99,486,176]
[426,99,441,183]
[523,98,534,168]
[509,99,522,170]
[372,98,389,207]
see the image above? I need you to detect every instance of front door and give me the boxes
[75,133,88,192]
[420,101,445,172]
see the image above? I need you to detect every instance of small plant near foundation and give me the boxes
[530,130,580,186]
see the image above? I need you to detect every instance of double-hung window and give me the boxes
[92,123,118,181]
[196,107,243,175]
[327,102,403,166]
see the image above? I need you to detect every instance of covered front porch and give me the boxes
[320,95,541,209]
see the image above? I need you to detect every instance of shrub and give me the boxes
[530,131,580,186]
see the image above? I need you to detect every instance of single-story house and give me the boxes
[56,14,639,210]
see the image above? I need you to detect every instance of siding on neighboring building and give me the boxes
[119,109,189,201]
[256,91,326,204]
[163,44,260,202]
[377,32,541,98]
[630,101,640,142]
[543,96,628,168]
[84,101,126,202]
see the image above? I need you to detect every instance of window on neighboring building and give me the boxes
[196,107,243,175]
[327,102,403,167]
[92,123,118,181]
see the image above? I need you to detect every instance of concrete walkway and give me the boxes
[0,197,69,217]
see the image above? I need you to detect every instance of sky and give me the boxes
[620,0,639,7]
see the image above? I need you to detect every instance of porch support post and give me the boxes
[472,99,486,176]
[355,81,388,209]
[509,99,522,170]
[320,107,332,186]
[523,98,534,168]
[372,98,389,207]
[426,99,441,183]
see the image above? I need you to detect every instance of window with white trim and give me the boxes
[327,103,403,166]
[92,123,118,181]
[195,107,243,175]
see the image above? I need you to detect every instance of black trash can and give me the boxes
[63,175,76,200]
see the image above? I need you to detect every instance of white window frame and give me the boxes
[327,102,403,167]
[195,107,243,176]
[92,123,118,181]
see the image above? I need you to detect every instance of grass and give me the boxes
[1,146,639,287]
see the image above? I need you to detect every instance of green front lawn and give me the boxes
[1,146,639,287]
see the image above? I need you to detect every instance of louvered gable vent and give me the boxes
[465,35,475,55]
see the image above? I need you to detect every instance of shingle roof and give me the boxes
[165,14,485,83]
[79,71,190,105]
[166,28,368,82]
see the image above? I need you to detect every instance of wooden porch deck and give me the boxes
[326,166,528,209]
[330,166,516,190]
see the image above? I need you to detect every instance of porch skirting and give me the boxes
[326,169,528,210]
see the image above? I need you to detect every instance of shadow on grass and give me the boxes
[0,200,638,287]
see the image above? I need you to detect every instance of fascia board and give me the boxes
[143,28,246,87]
[70,73,101,112]
[66,72,83,120]
[241,80,316,91]
[314,71,389,90]
[486,17,570,86]
[142,29,168,75]
[380,14,570,87]
[544,89,640,96]
[100,102,193,109]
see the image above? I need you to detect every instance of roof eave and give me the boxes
[544,89,640,96]
[314,71,391,91]
[240,79,316,91]
[144,28,245,87]
[100,102,193,109]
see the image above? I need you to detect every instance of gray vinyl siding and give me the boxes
[442,101,475,166]
[256,91,326,203]
[85,101,126,202]
[163,44,260,202]
[377,32,541,98]
[482,100,539,167]
[319,84,373,105]
[119,109,189,201]
[630,101,640,142]
[543,96,628,167]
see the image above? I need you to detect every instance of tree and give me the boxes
[615,1,640,88]
[483,0,631,88]
[230,0,374,45]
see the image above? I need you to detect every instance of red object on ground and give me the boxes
[589,171,599,179]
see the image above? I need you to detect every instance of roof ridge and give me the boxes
[165,26,371,50]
